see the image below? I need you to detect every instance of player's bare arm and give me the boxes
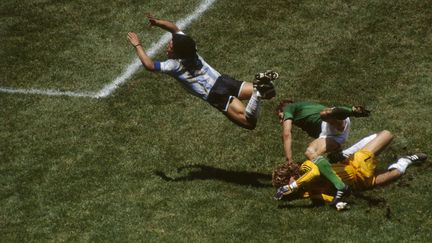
[282,119,294,164]
[127,32,155,71]
[147,14,180,33]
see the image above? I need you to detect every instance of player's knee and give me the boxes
[304,148,318,160]
[379,130,393,140]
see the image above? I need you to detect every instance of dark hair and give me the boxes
[272,163,301,188]
[172,33,202,73]
[172,34,197,59]
[276,98,294,114]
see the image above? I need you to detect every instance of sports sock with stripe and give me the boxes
[313,156,346,190]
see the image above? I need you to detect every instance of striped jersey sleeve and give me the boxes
[296,160,321,187]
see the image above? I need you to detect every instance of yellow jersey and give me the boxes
[292,149,377,203]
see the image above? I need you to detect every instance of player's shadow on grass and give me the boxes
[154,164,272,188]
[276,192,388,210]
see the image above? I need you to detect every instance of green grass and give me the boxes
[1,0,432,241]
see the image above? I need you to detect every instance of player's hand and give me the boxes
[274,185,294,200]
[147,14,158,26]
[352,105,371,117]
[127,32,141,47]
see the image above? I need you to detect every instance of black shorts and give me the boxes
[207,74,244,112]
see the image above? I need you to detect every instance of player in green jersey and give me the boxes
[276,99,370,205]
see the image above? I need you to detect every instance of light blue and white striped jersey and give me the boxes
[154,55,221,101]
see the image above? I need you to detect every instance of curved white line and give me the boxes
[0,0,217,99]
[95,0,217,98]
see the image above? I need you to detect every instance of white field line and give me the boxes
[0,0,217,99]
[0,87,96,98]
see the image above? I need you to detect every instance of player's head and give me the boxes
[276,98,294,123]
[170,33,197,59]
[272,162,300,188]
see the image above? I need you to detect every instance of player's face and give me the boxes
[167,40,175,58]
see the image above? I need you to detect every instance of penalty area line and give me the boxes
[95,0,217,98]
[0,0,217,99]
[0,87,96,98]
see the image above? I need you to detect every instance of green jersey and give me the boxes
[283,101,326,138]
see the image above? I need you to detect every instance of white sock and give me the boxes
[388,158,412,174]
[245,91,261,119]
[289,181,298,191]
[342,133,378,157]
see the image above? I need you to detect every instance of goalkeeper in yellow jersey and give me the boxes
[272,130,427,209]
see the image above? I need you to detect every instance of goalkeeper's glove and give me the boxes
[274,184,296,200]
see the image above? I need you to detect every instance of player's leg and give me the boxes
[208,75,260,129]
[236,70,278,100]
[341,131,393,191]
[373,169,402,186]
[237,82,253,100]
[313,155,349,206]
[252,70,278,99]
[341,133,378,157]
[210,72,277,129]
[224,74,277,129]
[305,138,348,205]
[362,130,393,156]
[328,133,378,163]
[304,138,341,160]
[375,153,427,186]
[225,97,257,130]
[225,87,276,129]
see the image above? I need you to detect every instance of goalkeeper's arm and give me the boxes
[274,161,321,200]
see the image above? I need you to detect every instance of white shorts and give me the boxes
[319,118,351,144]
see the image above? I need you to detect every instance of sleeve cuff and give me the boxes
[153,61,161,71]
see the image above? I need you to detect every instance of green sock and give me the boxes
[326,106,353,120]
[313,156,346,190]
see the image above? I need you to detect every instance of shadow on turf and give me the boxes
[154,164,272,188]
[155,165,391,212]
[276,192,388,210]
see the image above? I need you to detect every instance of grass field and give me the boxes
[1,0,432,241]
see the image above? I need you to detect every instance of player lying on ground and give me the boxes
[127,15,277,130]
[276,99,370,204]
[272,130,427,209]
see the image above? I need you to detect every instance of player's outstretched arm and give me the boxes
[273,161,321,200]
[127,32,155,71]
[147,15,180,34]
[321,105,370,121]
[282,119,294,164]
